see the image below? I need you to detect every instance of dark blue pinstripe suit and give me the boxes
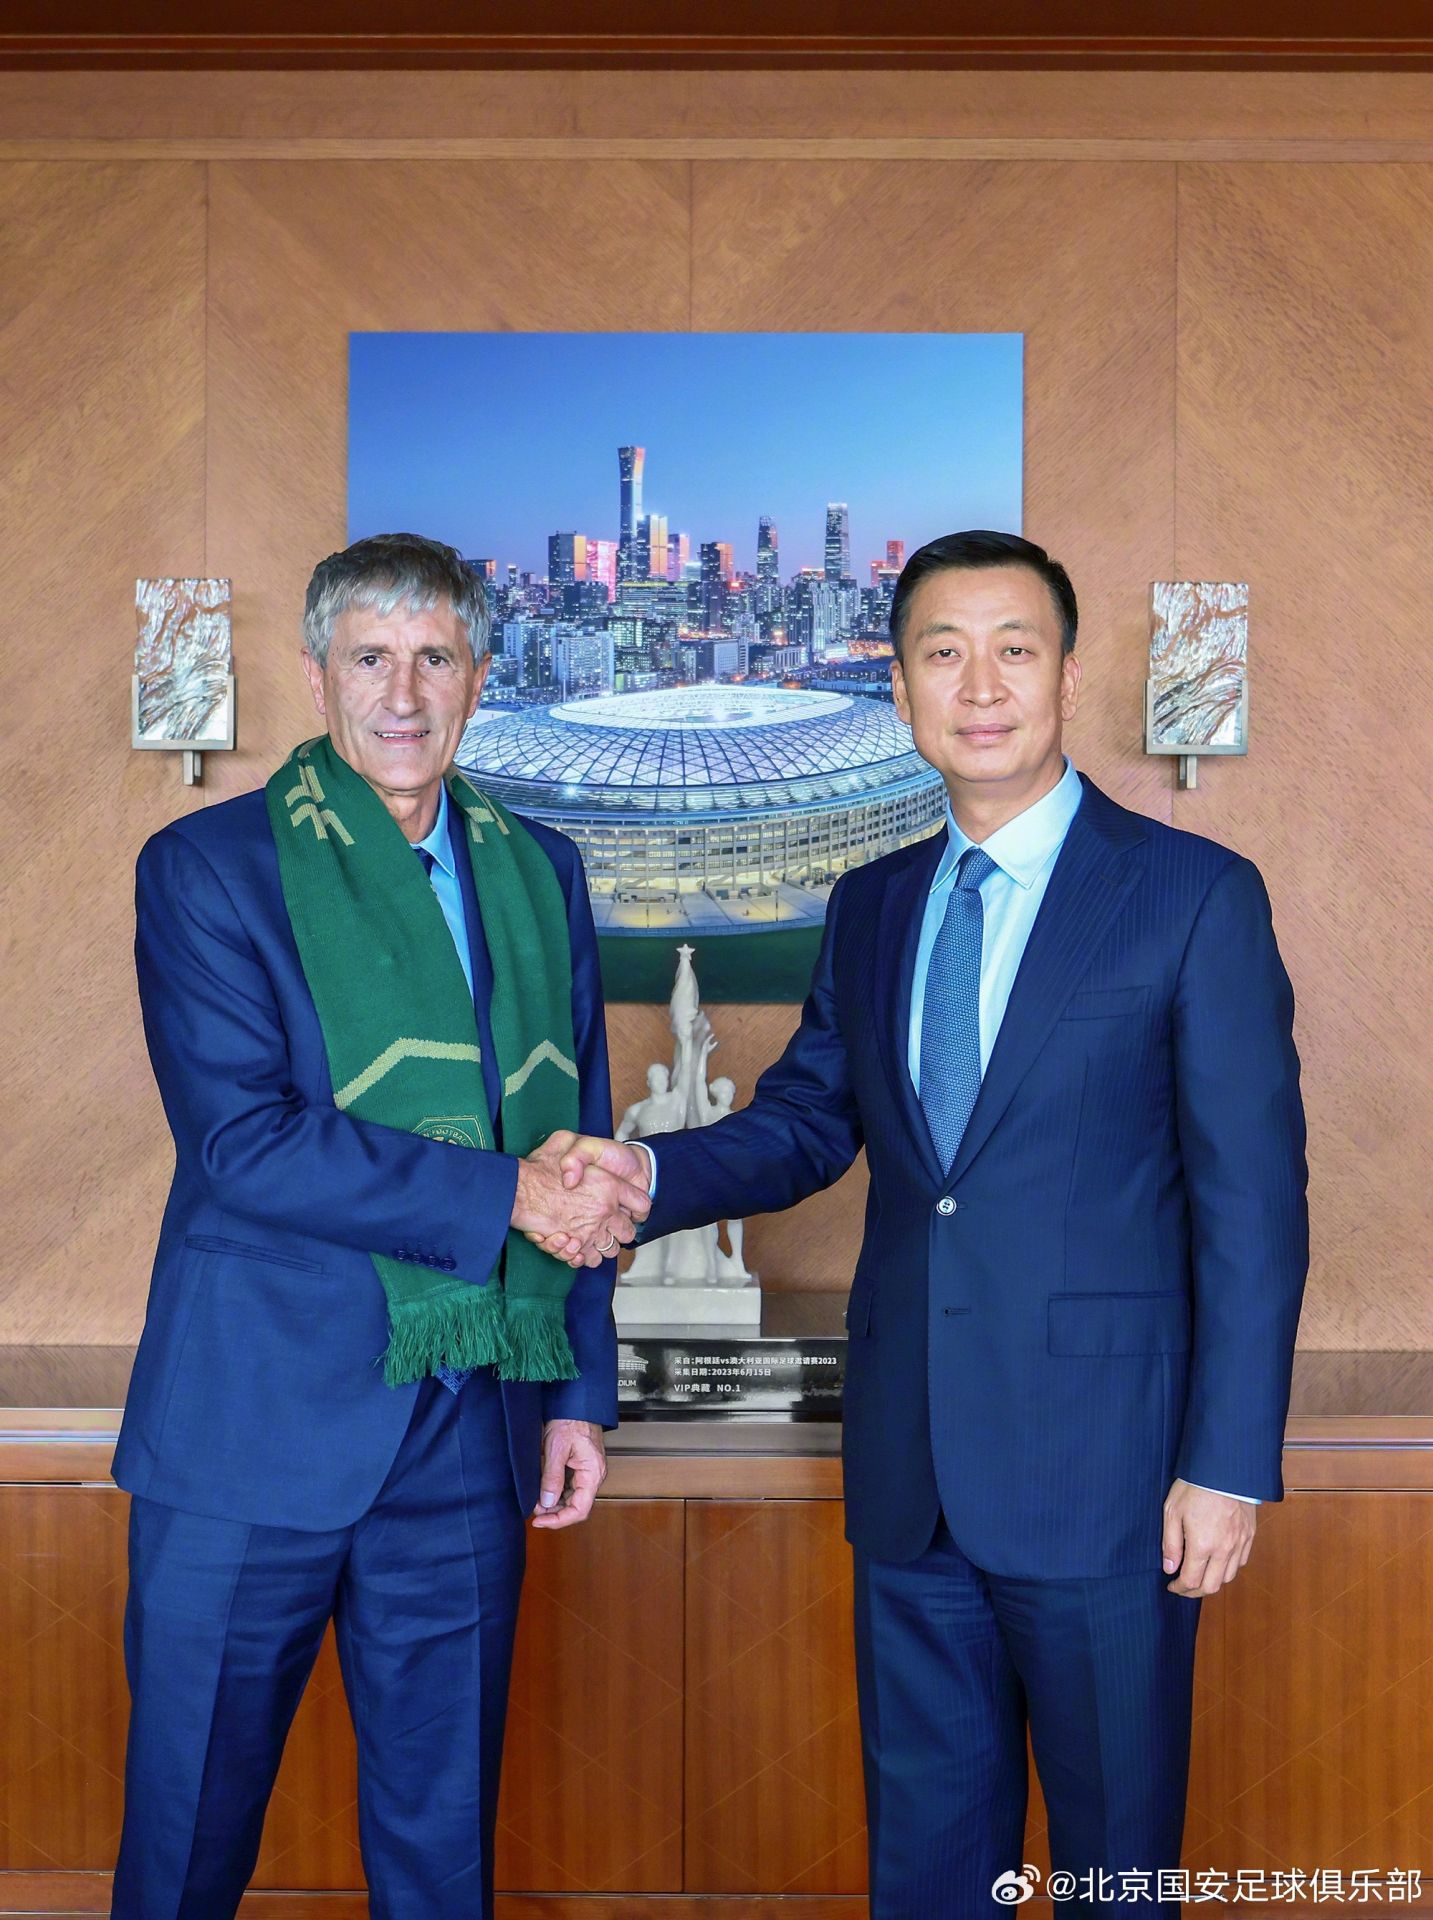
[114,788,617,1917]
[640,773,1308,1914]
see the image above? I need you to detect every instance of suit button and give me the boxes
[936,1197,957,1217]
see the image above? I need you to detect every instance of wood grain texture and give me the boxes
[0,1894,1426,1920]
[0,162,207,1346]
[0,1883,874,1916]
[4,71,1433,144]
[496,1501,685,1892]
[9,1421,1433,1492]
[4,0,1432,77]
[0,1489,129,1869]
[2,1483,1433,1882]
[683,1500,868,1893]
[0,77,1427,1365]
[1187,1492,1433,1871]
[1172,164,1433,1349]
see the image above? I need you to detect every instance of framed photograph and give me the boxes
[349,332,1024,999]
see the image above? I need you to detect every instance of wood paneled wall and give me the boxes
[1,71,1429,1345]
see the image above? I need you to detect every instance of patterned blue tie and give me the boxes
[919,846,998,1173]
[414,843,468,1396]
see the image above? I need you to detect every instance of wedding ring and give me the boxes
[598,1232,619,1256]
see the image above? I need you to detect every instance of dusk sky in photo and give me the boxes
[348,332,1023,578]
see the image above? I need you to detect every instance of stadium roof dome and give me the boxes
[458,685,941,818]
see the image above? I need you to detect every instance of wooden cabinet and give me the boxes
[2,1419,1433,1912]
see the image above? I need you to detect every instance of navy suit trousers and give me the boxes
[853,1514,1201,1918]
[113,1368,525,1920]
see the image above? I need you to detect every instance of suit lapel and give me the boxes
[944,777,1148,1187]
[876,829,948,1186]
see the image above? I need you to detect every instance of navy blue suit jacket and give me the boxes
[642,776,1309,1577]
[115,784,618,1533]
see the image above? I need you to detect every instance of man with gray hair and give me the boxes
[112,533,649,1917]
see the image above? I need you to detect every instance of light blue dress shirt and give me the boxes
[909,758,1256,1508]
[415,782,474,997]
[909,756,1084,1093]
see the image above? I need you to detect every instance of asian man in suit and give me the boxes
[539,532,1309,1916]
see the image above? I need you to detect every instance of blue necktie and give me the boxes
[919,846,998,1173]
[414,843,468,1397]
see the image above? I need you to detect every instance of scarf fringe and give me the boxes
[498,1295,580,1385]
[383,1286,510,1387]
[382,1288,578,1387]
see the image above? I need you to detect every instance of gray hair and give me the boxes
[302,533,491,666]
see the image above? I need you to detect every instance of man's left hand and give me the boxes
[1162,1478,1256,1597]
[531,1419,607,1531]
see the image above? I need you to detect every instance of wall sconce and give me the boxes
[1144,582,1248,791]
[132,578,236,786]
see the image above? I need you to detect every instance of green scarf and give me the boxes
[265,735,580,1386]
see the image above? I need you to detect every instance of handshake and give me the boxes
[510,1132,654,1269]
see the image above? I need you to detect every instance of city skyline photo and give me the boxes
[347,331,1024,1001]
[349,331,1022,581]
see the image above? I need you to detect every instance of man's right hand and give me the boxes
[510,1134,651,1270]
[515,1133,654,1267]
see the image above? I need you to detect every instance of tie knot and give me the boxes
[415,846,437,879]
[956,846,998,893]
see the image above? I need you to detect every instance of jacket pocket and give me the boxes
[184,1233,324,1275]
[1048,1289,1190,1357]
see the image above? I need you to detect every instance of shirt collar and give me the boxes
[932,756,1084,895]
[415,780,457,878]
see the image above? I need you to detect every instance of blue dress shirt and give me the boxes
[909,757,1085,1092]
[416,782,474,997]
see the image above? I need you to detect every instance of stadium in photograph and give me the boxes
[457,684,945,992]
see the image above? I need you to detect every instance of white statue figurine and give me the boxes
[612,946,758,1316]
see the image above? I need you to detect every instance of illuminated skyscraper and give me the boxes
[618,445,645,582]
[470,558,497,584]
[825,503,851,582]
[700,541,734,630]
[669,532,691,583]
[755,516,781,633]
[547,532,588,586]
[757,516,779,588]
[886,539,906,571]
[642,513,670,582]
[586,538,618,599]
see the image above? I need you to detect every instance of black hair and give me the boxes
[888,530,1078,658]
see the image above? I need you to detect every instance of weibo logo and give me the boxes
[991,1864,1041,1904]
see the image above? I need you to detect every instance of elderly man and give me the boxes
[112,534,650,1919]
